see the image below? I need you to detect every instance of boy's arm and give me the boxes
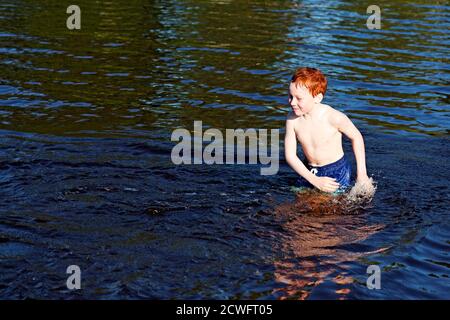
[332,111,369,182]
[285,114,340,192]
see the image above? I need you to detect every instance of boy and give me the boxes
[285,67,370,193]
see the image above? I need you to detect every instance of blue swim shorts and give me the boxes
[296,155,352,193]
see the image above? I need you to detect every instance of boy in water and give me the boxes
[285,67,371,193]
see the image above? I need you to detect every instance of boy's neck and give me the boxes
[302,103,321,120]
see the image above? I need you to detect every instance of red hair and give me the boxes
[291,67,327,97]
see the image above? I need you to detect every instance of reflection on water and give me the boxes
[273,191,387,299]
[0,0,449,299]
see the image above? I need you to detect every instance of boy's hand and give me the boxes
[310,176,340,193]
[351,175,376,198]
[356,174,370,183]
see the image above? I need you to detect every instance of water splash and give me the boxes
[346,177,377,203]
[288,177,377,215]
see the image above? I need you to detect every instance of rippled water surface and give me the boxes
[0,0,449,299]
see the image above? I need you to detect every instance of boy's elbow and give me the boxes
[349,130,363,143]
[284,151,292,163]
[284,150,296,164]
[346,128,363,142]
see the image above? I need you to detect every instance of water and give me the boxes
[0,0,449,299]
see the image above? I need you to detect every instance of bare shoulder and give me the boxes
[322,104,348,127]
[286,111,298,121]
[286,111,300,126]
[285,111,301,133]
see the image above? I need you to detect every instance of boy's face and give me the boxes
[288,82,316,116]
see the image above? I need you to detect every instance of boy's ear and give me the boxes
[314,93,324,103]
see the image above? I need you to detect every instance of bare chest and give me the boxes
[294,119,340,148]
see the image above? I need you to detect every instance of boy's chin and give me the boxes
[293,109,303,116]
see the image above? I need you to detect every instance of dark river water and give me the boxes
[0,0,449,299]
